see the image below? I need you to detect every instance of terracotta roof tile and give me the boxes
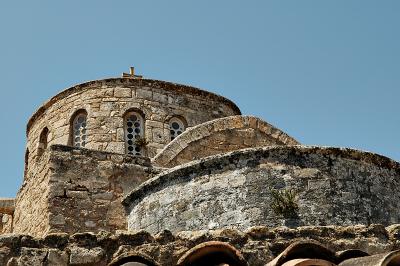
[338,250,400,266]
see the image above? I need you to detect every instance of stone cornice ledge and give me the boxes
[49,144,153,167]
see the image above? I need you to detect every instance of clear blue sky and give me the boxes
[0,1,399,197]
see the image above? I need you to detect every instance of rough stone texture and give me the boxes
[69,246,105,265]
[0,214,13,234]
[125,146,400,233]
[13,145,162,237]
[0,225,399,266]
[13,151,52,236]
[26,78,240,164]
[152,115,299,167]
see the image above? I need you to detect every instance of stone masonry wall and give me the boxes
[14,145,162,237]
[0,224,400,266]
[26,78,240,164]
[125,146,400,234]
[153,116,299,167]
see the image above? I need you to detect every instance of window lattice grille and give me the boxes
[169,117,185,141]
[72,113,87,148]
[125,112,144,155]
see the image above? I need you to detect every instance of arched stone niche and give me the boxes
[124,146,400,233]
[152,115,299,167]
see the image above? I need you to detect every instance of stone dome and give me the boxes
[26,77,241,160]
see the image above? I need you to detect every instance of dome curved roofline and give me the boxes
[26,77,242,136]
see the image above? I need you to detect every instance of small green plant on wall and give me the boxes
[269,187,299,218]
[134,136,149,147]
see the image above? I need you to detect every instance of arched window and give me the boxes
[71,110,87,148]
[124,111,145,156]
[37,127,49,157]
[169,117,186,141]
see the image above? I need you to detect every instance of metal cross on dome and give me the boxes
[122,67,143,79]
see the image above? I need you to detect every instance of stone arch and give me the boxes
[108,252,159,266]
[152,115,299,167]
[164,114,188,126]
[122,107,148,122]
[177,241,247,266]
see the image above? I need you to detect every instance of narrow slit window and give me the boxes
[72,112,87,148]
[24,148,29,178]
[169,117,185,141]
[38,127,49,157]
[125,111,144,156]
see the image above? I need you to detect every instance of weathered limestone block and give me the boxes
[69,247,105,265]
[47,249,69,265]
[135,87,153,99]
[114,87,132,98]
[1,214,13,234]
[17,248,48,266]
[152,91,168,103]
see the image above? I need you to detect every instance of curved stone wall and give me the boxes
[152,116,299,167]
[124,146,400,233]
[25,78,240,166]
